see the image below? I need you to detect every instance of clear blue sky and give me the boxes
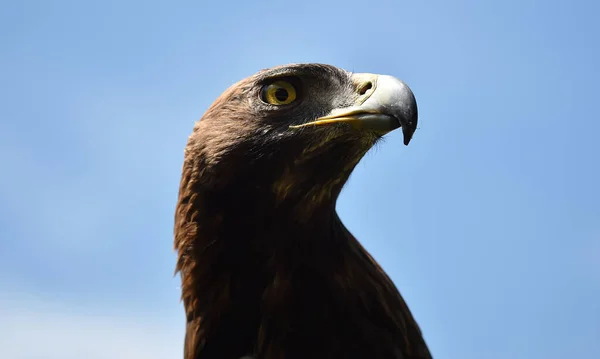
[1,1,598,358]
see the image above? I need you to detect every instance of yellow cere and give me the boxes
[263,80,297,105]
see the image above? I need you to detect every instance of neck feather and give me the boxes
[174,187,431,359]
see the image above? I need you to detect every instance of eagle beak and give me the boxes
[289,73,418,145]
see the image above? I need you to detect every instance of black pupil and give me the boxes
[274,87,288,102]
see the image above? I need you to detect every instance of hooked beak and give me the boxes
[290,73,418,145]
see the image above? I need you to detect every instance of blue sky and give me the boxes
[1,0,599,358]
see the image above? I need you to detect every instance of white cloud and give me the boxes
[0,290,184,359]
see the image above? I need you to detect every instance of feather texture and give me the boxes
[174,63,432,359]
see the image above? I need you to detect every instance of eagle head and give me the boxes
[180,63,417,221]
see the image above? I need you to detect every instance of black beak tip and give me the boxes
[403,128,415,146]
[401,114,418,146]
[401,91,418,146]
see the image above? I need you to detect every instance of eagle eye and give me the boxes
[261,80,297,106]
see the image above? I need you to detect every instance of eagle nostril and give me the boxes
[358,82,373,95]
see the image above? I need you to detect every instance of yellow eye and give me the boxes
[261,80,297,105]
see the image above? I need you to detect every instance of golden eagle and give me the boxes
[174,63,432,359]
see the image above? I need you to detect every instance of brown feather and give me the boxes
[174,63,432,359]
